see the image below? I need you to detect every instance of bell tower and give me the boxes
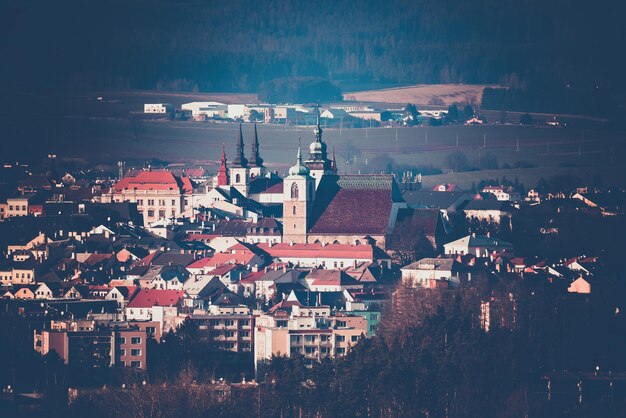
[282,146,315,244]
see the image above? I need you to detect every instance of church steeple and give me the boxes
[232,123,248,168]
[229,123,250,196]
[305,104,333,186]
[331,146,338,174]
[217,144,230,186]
[249,123,264,168]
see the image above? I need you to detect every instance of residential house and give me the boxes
[444,234,513,257]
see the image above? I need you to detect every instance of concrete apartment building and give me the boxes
[187,310,255,353]
[34,320,148,369]
[254,306,367,375]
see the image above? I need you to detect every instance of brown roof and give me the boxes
[309,175,402,235]
[393,208,441,237]
[248,177,283,195]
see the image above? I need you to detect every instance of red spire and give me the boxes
[217,144,230,186]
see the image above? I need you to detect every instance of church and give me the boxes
[215,119,407,250]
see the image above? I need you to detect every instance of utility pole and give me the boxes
[483,133,486,149]
[456,133,459,148]
[516,137,519,152]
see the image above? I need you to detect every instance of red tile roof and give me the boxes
[127,289,184,308]
[257,242,383,260]
[113,171,193,194]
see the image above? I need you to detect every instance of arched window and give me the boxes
[292,206,296,215]
[235,173,241,183]
[332,240,340,244]
[291,183,299,199]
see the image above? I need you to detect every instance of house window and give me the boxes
[291,183,299,199]
[118,337,126,344]
[171,200,176,206]
[147,210,155,218]
[336,347,346,355]
[119,349,126,356]
[131,349,141,356]
[241,331,249,338]
[130,361,141,368]
[226,331,235,338]
[225,320,234,327]
[159,200,165,206]
[131,337,141,344]
[158,210,166,219]
[240,320,249,326]
[148,199,154,206]
[351,335,359,342]
[335,335,345,342]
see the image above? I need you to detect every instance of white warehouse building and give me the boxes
[144,103,173,114]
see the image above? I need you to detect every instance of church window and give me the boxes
[292,206,296,215]
[291,183,299,199]
[235,174,241,183]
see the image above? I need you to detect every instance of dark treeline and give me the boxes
[3,0,626,109]
[63,275,626,417]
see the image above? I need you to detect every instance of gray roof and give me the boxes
[402,258,455,271]
[402,191,470,210]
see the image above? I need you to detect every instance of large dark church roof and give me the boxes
[308,175,403,235]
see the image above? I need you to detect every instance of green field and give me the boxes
[1,90,624,189]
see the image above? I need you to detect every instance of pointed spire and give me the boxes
[232,123,248,168]
[289,137,309,176]
[249,123,264,167]
[314,104,323,142]
[217,143,230,186]
[331,146,338,174]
